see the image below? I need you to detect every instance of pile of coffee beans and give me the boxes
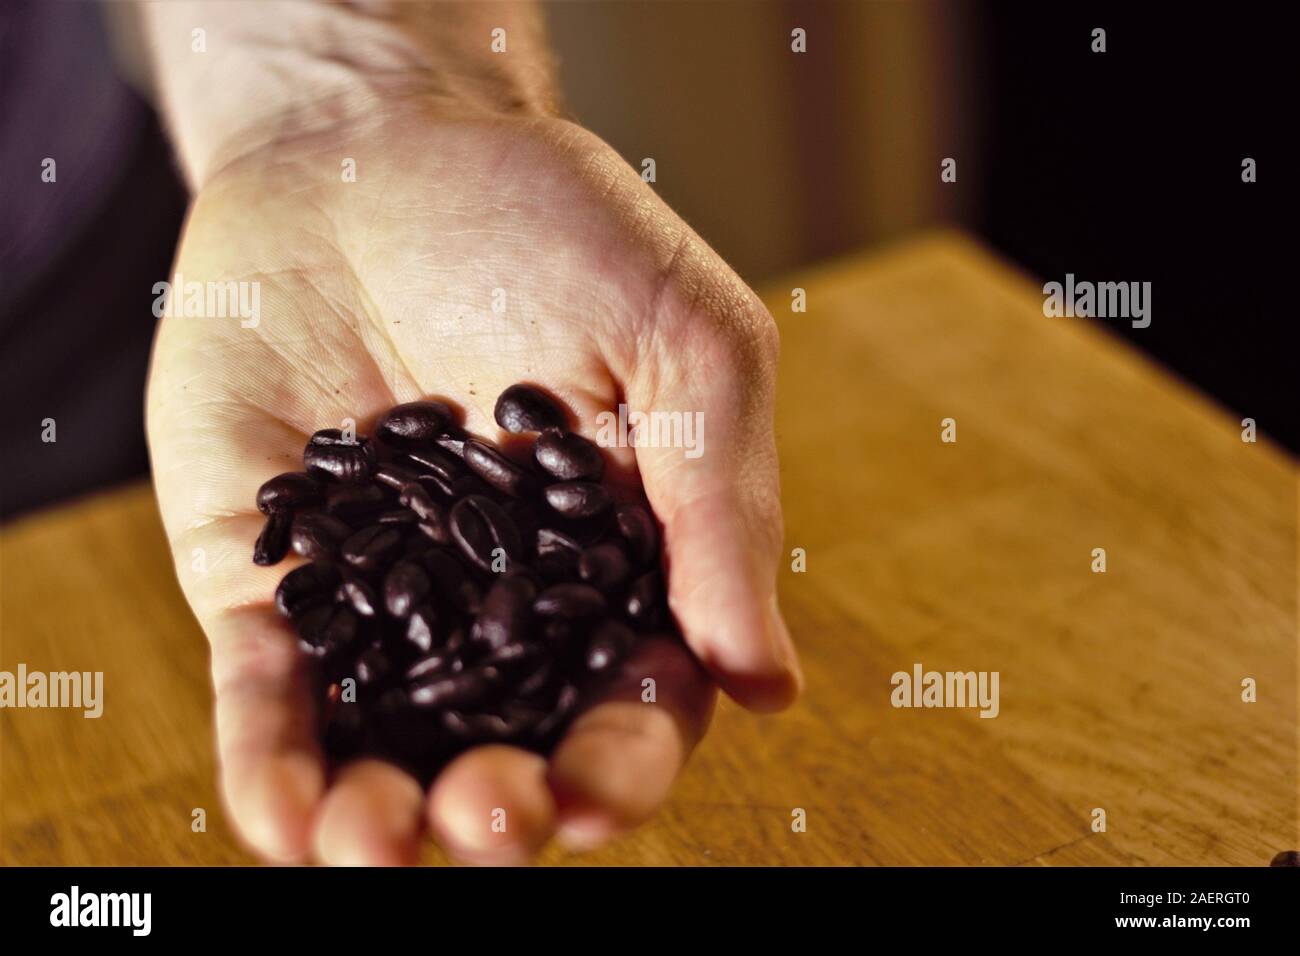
[251,385,673,782]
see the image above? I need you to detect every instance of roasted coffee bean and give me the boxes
[303,430,377,482]
[474,575,537,650]
[433,432,467,458]
[253,508,293,565]
[626,570,665,628]
[541,619,576,651]
[405,649,452,682]
[354,646,391,686]
[290,512,352,559]
[615,503,658,567]
[399,482,445,526]
[586,619,635,674]
[404,446,465,483]
[532,683,580,740]
[1269,851,1300,867]
[578,542,631,592]
[405,603,440,653]
[415,515,452,546]
[340,524,403,572]
[534,428,604,481]
[409,666,500,709]
[537,526,583,556]
[275,561,341,618]
[533,582,607,620]
[336,570,380,617]
[463,439,536,497]
[374,462,422,490]
[256,472,321,514]
[516,662,555,698]
[376,400,453,447]
[449,495,523,571]
[482,640,544,673]
[374,508,418,526]
[324,481,386,518]
[417,548,482,613]
[544,481,613,519]
[296,604,360,658]
[384,560,432,619]
[494,383,566,433]
[441,709,516,741]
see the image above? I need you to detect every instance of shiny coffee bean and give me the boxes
[544,481,612,519]
[449,495,523,571]
[626,570,665,628]
[275,561,341,618]
[376,400,453,447]
[537,526,583,555]
[615,502,658,567]
[433,432,467,458]
[399,482,445,526]
[354,646,391,686]
[586,619,635,674]
[337,570,380,617]
[474,575,537,650]
[494,383,566,433]
[462,439,536,497]
[404,446,465,483]
[578,542,631,592]
[409,666,500,709]
[405,650,452,682]
[256,472,321,514]
[253,508,293,566]
[534,428,604,481]
[374,508,418,526]
[533,582,607,620]
[340,524,403,572]
[296,604,360,658]
[303,430,377,482]
[374,462,421,490]
[324,481,385,518]
[384,560,432,618]
[290,512,352,559]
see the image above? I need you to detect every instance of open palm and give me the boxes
[147,112,799,864]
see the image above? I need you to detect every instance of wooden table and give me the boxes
[2,231,1295,866]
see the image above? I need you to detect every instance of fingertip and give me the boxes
[313,760,425,867]
[225,751,324,863]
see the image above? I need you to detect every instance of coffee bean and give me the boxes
[398,483,445,527]
[256,472,321,514]
[374,508,418,526]
[544,481,612,519]
[374,462,421,490]
[337,570,380,617]
[578,542,631,592]
[449,495,523,572]
[494,383,566,433]
[354,646,391,686]
[253,508,293,565]
[303,430,377,482]
[433,432,467,458]
[474,575,537,650]
[463,439,536,497]
[586,619,634,674]
[516,662,555,698]
[384,560,432,618]
[290,512,352,559]
[404,446,465,484]
[324,481,386,518]
[482,640,543,673]
[534,428,604,481]
[532,683,580,740]
[275,561,341,618]
[533,582,607,620]
[405,649,452,681]
[409,666,500,709]
[615,503,658,567]
[405,604,440,653]
[417,548,482,614]
[376,400,453,447]
[296,604,360,658]
[340,524,403,572]
[537,526,582,556]
[626,570,665,628]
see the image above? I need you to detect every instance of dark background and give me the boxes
[0,1,1289,520]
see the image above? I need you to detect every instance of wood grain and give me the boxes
[2,231,1294,866]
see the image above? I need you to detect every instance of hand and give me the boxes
[146,105,801,864]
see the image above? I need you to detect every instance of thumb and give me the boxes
[623,289,801,713]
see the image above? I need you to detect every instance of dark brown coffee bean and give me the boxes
[417,548,482,614]
[474,575,537,650]
[303,430,377,482]
[586,619,635,674]
[405,650,452,682]
[516,662,555,699]
[376,400,453,447]
[615,502,658,567]
[449,495,523,572]
[253,508,293,565]
[494,383,566,433]
[441,709,516,741]
[404,446,465,483]
[337,570,380,617]
[374,462,421,490]
[296,604,360,658]
[324,481,385,518]
[290,512,352,559]
[626,570,665,628]
[533,582,607,620]
[578,542,631,592]
[409,666,500,709]
[463,439,535,497]
[384,560,432,618]
[415,515,452,546]
[541,619,576,652]
[544,481,612,519]
[341,524,403,572]
[534,428,604,481]
[532,683,580,740]
[354,646,391,686]
[405,603,440,653]
[275,561,341,618]
[399,483,445,526]
[256,472,321,514]
[433,432,467,458]
[482,641,544,675]
[537,526,582,555]
[375,508,418,526]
